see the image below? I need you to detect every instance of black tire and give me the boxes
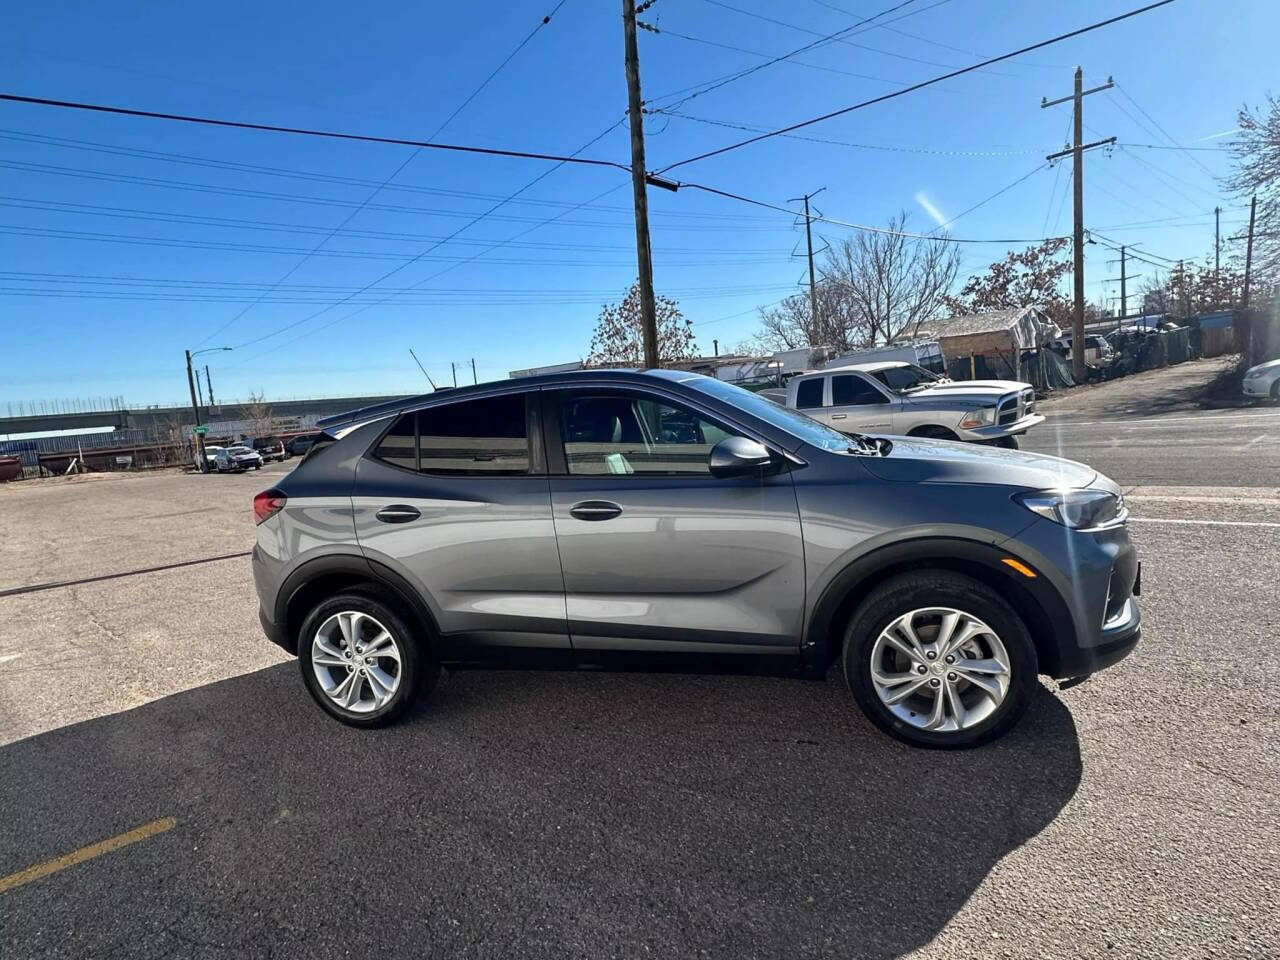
[842,571,1039,749]
[907,425,959,441]
[297,591,438,728]
[254,463,261,470]
[993,435,1020,449]
[1272,379,1280,401]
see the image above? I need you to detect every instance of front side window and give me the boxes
[560,393,738,476]
[831,374,888,406]
[374,393,530,475]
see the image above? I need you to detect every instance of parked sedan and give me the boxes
[215,445,263,472]
[252,436,287,462]
[1242,358,1280,400]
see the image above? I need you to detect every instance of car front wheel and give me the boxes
[843,571,1038,748]
[298,592,437,728]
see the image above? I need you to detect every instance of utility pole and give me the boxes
[1242,194,1257,310]
[195,368,206,416]
[1119,244,1127,332]
[184,350,207,473]
[789,188,826,338]
[623,0,659,369]
[713,338,719,357]
[451,362,457,388]
[470,358,477,384]
[1043,69,1114,381]
[1214,206,1221,281]
[205,364,216,407]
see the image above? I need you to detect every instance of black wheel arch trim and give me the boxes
[801,536,1077,676]
[275,553,441,654]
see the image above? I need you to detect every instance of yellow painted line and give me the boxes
[0,816,176,895]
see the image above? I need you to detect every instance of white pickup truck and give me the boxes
[779,361,1044,447]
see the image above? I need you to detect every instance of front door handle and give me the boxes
[569,500,622,521]
[831,413,847,420]
[375,504,420,524]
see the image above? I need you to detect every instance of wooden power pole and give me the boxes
[622,0,659,369]
[184,350,207,473]
[1043,68,1115,381]
[1242,194,1257,310]
[1119,244,1127,331]
[1214,206,1221,280]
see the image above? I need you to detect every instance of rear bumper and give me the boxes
[259,604,294,654]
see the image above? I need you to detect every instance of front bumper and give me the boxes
[1242,376,1275,397]
[963,413,1045,441]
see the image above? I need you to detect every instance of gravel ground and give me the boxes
[0,392,1277,960]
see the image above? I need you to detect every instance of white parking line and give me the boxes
[1047,410,1280,428]
[1129,517,1280,529]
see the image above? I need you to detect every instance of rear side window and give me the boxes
[794,378,824,409]
[374,394,531,475]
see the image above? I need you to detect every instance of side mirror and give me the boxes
[708,436,773,478]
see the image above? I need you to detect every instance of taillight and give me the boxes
[254,489,287,525]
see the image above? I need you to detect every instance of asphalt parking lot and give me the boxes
[1,373,1278,959]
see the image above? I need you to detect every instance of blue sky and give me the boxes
[1,0,1273,407]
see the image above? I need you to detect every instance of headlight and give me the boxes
[1245,368,1265,378]
[958,407,996,429]
[1015,489,1126,529]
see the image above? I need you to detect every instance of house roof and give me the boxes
[925,305,1039,338]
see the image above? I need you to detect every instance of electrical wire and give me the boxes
[194,0,572,347]
[1112,84,1218,178]
[656,0,1178,173]
[657,29,907,85]
[0,93,630,172]
[698,0,1019,76]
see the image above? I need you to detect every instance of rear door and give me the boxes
[828,372,895,433]
[544,387,805,652]
[351,390,568,651]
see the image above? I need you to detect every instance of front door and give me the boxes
[352,391,569,650]
[828,372,895,433]
[544,388,805,652]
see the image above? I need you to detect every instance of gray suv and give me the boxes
[252,369,1140,748]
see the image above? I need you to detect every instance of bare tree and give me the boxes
[751,286,864,354]
[1226,94,1280,286]
[944,239,1074,327]
[822,212,960,344]
[244,392,275,439]
[585,282,697,366]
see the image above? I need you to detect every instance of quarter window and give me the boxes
[374,394,531,475]
[560,394,739,476]
[794,378,825,409]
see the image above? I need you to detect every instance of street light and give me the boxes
[185,347,232,473]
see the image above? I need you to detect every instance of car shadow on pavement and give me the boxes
[0,662,1081,960]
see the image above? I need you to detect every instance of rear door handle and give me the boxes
[569,500,622,521]
[831,413,847,420]
[375,504,420,524]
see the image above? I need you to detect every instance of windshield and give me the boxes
[869,364,942,393]
[684,377,868,454]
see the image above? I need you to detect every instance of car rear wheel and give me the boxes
[842,571,1038,748]
[298,592,437,728]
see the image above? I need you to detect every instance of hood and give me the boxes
[903,379,1028,402]
[858,436,1095,490]
[1247,358,1280,375]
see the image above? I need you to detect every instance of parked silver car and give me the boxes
[251,369,1139,748]
[215,444,264,472]
[785,361,1043,447]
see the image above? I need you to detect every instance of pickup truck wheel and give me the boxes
[906,425,959,441]
[990,435,1019,449]
[298,592,437,728]
[842,571,1038,749]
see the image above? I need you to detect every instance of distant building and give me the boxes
[922,306,1060,361]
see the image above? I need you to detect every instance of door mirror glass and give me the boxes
[708,436,773,478]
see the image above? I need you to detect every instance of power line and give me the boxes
[656,0,1178,173]
[646,0,944,111]
[1112,83,1218,178]
[663,111,1048,157]
[657,28,908,86]
[195,0,573,347]
[936,163,1049,230]
[675,181,1068,244]
[698,0,1020,77]
[0,93,631,172]
[0,128,780,222]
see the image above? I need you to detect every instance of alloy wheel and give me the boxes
[868,607,1011,733]
[310,611,403,714]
